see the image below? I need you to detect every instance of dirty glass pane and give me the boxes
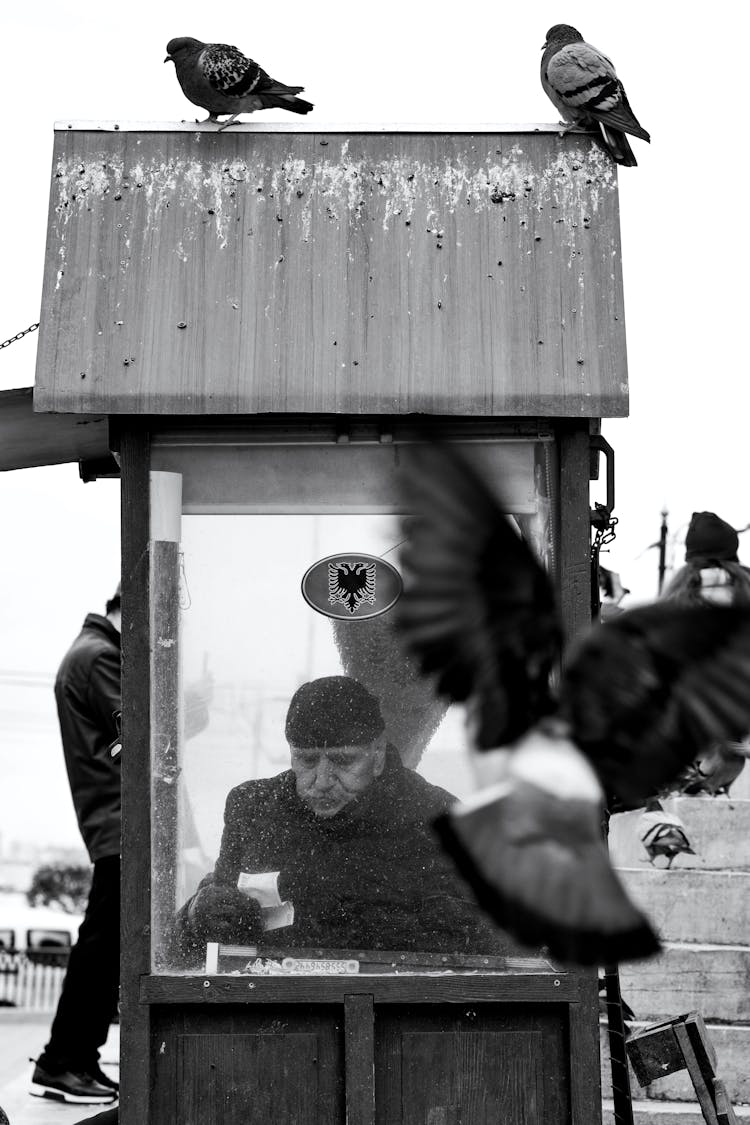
[150,441,557,975]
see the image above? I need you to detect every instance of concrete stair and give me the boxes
[609,798,750,870]
[603,1100,750,1123]
[617,868,750,943]
[603,794,750,1123]
[618,942,750,1023]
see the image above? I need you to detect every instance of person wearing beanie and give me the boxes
[175,675,513,960]
[663,511,750,607]
[662,516,750,795]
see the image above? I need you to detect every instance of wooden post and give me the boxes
[117,424,152,1125]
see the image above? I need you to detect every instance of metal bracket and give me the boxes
[590,435,615,526]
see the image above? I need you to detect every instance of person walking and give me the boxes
[29,585,123,1105]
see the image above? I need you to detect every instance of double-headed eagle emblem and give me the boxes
[328,560,377,615]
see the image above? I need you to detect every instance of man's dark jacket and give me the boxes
[176,748,512,957]
[55,614,121,861]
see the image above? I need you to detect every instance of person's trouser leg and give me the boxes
[39,854,120,1071]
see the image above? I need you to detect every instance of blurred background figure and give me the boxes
[598,565,630,621]
[663,511,750,797]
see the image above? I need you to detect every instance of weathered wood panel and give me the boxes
[375,1004,569,1123]
[36,127,627,416]
[151,1006,344,1125]
[140,972,580,1005]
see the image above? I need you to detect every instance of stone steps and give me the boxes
[602,1099,750,1123]
[600,1020,750,1104]
[617,868,750,944]
[610,798,750,870]
[618,941,750,1023]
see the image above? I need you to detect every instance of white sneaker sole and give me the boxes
[30,1081,117,1104]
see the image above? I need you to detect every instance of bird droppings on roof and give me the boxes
[51,137,616,257]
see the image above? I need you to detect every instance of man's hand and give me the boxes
[187,884,262,943]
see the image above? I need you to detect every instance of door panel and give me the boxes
[152,1006,344,1125]
[376,1004,569,1124]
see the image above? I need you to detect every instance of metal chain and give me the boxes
[0,323,40,351]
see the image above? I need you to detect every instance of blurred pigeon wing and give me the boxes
[561,604,750,806]
[435,780,659,964]
[397,444,561,748]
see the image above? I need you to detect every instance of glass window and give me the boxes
[150,439,556,975]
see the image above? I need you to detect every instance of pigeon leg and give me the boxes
[217,114,241,131]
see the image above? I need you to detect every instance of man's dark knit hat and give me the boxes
[285,676,385,748]
[685,511,739,564]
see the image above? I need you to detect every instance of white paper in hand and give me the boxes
[237,871,294,931]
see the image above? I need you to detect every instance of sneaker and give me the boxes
[30,1062,117,1104]
[86,1063,119,1094]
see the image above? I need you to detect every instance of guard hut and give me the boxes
[34,122,628,1125]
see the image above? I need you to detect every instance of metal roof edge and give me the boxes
[53,120,581,135]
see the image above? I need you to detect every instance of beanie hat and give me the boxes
[285,676,385,748]
[684,512,739,565]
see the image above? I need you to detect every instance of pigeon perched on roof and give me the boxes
[165,38,313,129]
[541,24,650,166]
[395,443,750,964]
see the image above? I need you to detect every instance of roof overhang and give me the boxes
[0,387,111,472]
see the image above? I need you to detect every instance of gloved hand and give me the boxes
[187,883,262,944]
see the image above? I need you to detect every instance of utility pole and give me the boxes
[657,509,669,594]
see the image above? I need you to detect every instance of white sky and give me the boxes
[1,0,749,847]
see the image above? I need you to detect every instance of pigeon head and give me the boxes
[542,24,584,49]
[165,37,204,63]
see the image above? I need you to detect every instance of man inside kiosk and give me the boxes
[175,675,510,962]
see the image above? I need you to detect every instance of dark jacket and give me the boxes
[177,747,513,957]
[55,614,121,861]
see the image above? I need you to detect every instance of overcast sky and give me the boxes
[1,0,748,848]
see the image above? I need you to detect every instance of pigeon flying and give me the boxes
[678,741,750,796]
[541,24,650,166]
[396,443,750,965]
[165,38,313,129]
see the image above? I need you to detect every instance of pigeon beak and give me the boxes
[164,55,172,63]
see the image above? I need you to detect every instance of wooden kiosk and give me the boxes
[33,123,628,1124]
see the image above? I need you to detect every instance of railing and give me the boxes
[0,949,68,1011]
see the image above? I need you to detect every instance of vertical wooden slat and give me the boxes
[344,994,375,1125]
[150,538,181,967]
[568,976,604,1124]
[557,422,593,642]
[558,421,604,1124]
[118,424,152,1125]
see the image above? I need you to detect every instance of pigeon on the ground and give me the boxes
[541,24,650,166]
[165,38,313,129]
[396,443,750,964]
[637,801,695,868]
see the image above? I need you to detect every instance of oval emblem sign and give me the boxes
[301,553,403,620]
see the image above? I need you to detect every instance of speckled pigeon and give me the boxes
[165,37,313,129]
[541,24,650,166]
